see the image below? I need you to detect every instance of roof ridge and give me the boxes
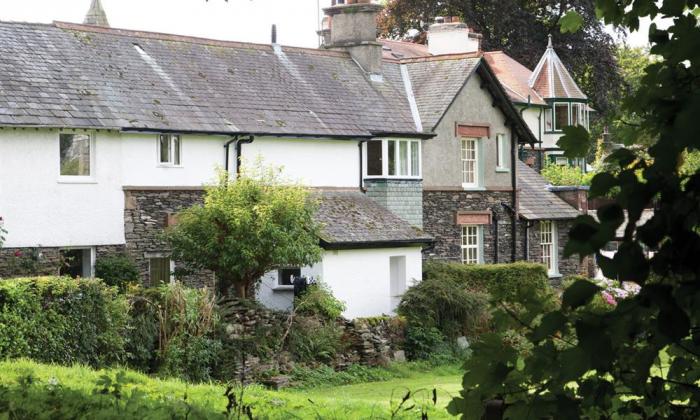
[49,21,351,58]
[398,52,482,63]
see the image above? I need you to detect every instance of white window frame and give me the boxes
[57,131,97,183]
[552,102,571,132]
[540,221,559,276]
[461,225,482,265]
[59,246,95,278]
[496,133,509,172]
[461,137,479,189]
[363,139,421,179]
[157,134,183,167]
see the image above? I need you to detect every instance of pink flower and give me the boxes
[14,250,22,257]
[601,291,617,306]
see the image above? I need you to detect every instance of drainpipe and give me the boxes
[510,131,518,262]
[358,140,367,192]
[224,135,254,175]
[492,207,499,263]
[523,220,535,261]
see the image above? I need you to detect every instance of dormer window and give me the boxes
[364,139,421,179]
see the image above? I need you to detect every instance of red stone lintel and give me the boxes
[456,123,490,138]
[455,211,492,225]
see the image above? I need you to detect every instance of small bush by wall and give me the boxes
[95,254,139,291]
[0,277,128,367]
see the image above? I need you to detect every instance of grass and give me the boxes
[0,359,461,419]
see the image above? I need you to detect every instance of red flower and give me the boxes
[14,250,22,257]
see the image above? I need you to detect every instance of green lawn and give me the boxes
[0,359,461,419]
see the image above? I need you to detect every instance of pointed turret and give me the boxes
[528,35,586,100]
[83,0,110,27]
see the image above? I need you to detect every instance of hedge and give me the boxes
[0,277,128,367]
[422,261,552,304]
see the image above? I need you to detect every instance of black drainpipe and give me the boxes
[510,131,518,262]
[224,135,254,175]
[492,207,499,263]
[523,220,536,261]
[358,140,367,192]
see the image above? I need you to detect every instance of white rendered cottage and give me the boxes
[0,2,432,318]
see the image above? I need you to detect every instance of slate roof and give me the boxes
[0,21,421,138]
[529,36,587,101]
[402,56,480,131]
[518,161,581,220]
[482,51,546,105]
[314,190,432,248]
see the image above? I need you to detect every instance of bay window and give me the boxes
[365,139,421,178]
[554,103,570,131]
[548,102,589,132]
[461,225,482,264]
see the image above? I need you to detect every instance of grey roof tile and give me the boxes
[0,21,419,137]
[518,161,581,220]
[314,190,432,246]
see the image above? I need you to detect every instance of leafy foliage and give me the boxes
[293,281,346,321]
[540,162,594,186]
[379,0,623,113]
[450,1,700,417]
[287,316,346,364]
[165,163,323,298]
[95,254,140,291]
[0,277,128,367]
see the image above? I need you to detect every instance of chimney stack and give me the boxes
[427,17,482,55]
[319,0,384,78]
[271,24,277,44]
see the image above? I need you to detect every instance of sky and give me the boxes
[0,0,661,49]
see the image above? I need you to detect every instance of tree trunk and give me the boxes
[234,282,247,299]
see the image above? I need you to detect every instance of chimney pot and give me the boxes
[271,24,277,44]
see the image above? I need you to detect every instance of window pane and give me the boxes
[159,135,170,163]
[388,140,396,176]
[410,141,419,176]
[150,258,171,285]
[571,104,580,126]
[399,141,408,176]
[554,103,569,131]
[60,134,90,176]
[173,135,181,165]
[461,138,476,185]
[279,268,301,286]
[60,249,85,278]
[366,141,383,176]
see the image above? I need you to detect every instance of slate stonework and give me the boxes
[520,219,585,284]
[364,179,423,228]
[123,188,214,288]
[0,245,124,278]
[423,190,520,263]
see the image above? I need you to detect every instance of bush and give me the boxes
[294,281,346,321]
[540,163,594,186]
[0,277,128,367]
[95,254,140,291]
[287,316,345,364]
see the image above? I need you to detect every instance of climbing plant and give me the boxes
[449,1,700,418]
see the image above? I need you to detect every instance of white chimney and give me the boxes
[427,17,481,55]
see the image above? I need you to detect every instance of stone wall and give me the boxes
[123,188,214,288]
[0,245,124,279]
[364,179,423,228]
[423,190,520,263]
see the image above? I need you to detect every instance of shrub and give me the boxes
[294,281,346,321]
[0,277,128,367]
[422,261,555,306]
[540,163,594,186]
[287,316,345,364]
[95,254,140,291]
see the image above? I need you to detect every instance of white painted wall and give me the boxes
[428,27,479,55]
[0,129,124,248]
[256,247,423,318]
[241,137,360,187]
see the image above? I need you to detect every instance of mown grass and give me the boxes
[0,359,460,419]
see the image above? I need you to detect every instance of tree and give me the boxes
[449,1,700,418]
[166,164,323,298]
[378,0,623,113]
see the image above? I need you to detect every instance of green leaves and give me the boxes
[562,279,601,309]
[556,125,592,159]
[559,10,584,33]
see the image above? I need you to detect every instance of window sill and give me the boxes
[495,168,510,173]
[364,176,422,181]
[272,285,294,292]
[157,164,184,169]
[461,185,486,191]
[57,177,97,184]
[548,273,563,279]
